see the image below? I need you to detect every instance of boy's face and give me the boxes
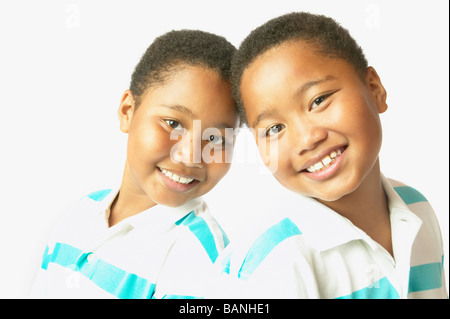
[240,40,387,202]
[119,65,237,207]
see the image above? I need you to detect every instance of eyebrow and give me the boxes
[295,74,337,97]
[251,107,279,128]
[159,104,196,118]
[251,74,337,128]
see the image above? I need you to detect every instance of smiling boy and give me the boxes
[31,30,237,299]
[217,12,447,298]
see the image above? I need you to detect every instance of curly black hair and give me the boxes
[130,29,236,107]
[232,12,369,126]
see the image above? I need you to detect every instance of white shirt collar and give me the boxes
[124,197,204,230]
[287,174,422,253]
[97,187,204,231]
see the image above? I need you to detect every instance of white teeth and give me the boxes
[314,162,324,171]
[322,155,332,166]
[179,177,190,184]
[306,148,344,173]
[160,169,194,184]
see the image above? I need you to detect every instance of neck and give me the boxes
[109,161,156,227]
[317,160,393,256]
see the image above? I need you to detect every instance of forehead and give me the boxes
[140,65,237,124]
[240,40,356,105]
[243,41,340,88]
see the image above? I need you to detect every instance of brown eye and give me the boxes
[310,91,337,110]
[165,119,183,130]
[311,95,327,110]
[266,124,284,136]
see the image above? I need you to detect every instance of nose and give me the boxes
[295,121,328,156]
[170,128,204,168]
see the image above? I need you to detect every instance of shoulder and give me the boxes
[221,216,305,280]
[84,189,114,202]
[50,188,114,235]
[174,201,229,264]
[388,178,429,205]
[62,188,115,212]
[387,178,436,221]
[386,177,443,246]
[214,216,319,298]
[62,188,115,220]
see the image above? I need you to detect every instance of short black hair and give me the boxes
[130,29,236,107]
[232,12,368,125]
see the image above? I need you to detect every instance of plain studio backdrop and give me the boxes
[0,0,448,298]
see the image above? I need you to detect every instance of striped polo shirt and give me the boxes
[31,188,229,299]
[214,175,447,299]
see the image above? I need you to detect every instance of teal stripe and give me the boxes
[41,242,156,299]
[42,242,84,270]
[41,245,50,270]
[175,212,219,263]
[336,277,400,299]
[238,218,301,279]
[220,253,232,275]
[88,260,155,299]
[87,189,112,202]
[393,186,428,205]
[408,261,443,294]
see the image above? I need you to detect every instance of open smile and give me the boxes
[301,145,347,180]
[160,168,196,184]
[157,167,200,192]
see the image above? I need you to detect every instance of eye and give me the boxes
[310,91,336,111]
[164,119,183,130]
[207,135,225,145]
[310,95,328,111]
[266,124,285,137]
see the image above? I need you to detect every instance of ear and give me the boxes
[365,67,388,114]
[118,89,136,133]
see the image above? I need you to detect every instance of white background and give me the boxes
[0,0,448,298]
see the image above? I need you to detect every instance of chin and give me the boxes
[313,192,347,203]
[156,195,192,208]
[292,181,358,203]
[314,179,362,203]
[142,187,192,208]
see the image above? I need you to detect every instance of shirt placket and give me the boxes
[73,223,134,279]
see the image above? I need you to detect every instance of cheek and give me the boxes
[256,139,271,166]
[204,162,231,187]
[127,123,173,166]
[342,92,381,130]
[255,136,282,168]
[347,105,382,151]
[260,137,293,179]
[202,143,233,164]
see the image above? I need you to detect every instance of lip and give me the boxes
[156,167,201,192]
[300,145,347,181]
